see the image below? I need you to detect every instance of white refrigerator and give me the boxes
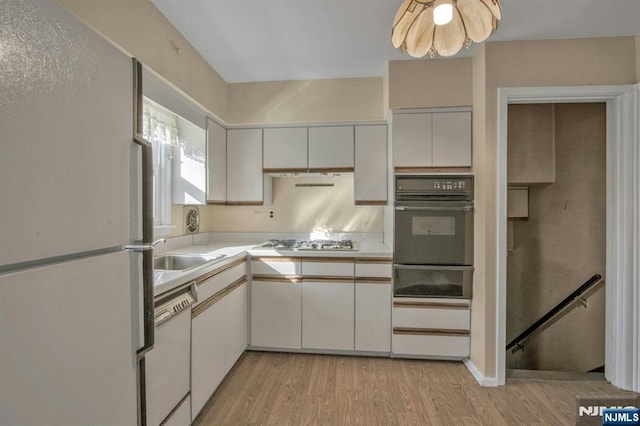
[0,1,155,424]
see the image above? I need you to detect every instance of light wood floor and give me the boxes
[193,351,636,425]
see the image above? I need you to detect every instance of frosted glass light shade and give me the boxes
[392,0,502,58]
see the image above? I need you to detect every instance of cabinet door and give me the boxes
[354,125,388,205]
[191,303,226,418]
[263,127,308,171]
[432,111,471,167]
[227,128,263,203]
[308,126,354,171]
[355,282,391,352]
[393,113,432,168]
[224,282,248,373]
[162,396,191,426]
[251,279,302,349]
[207,118,227,203]
[302,280,354,350]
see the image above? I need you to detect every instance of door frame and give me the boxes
[496,84,639,391]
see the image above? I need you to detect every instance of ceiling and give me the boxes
[151,0,640,83]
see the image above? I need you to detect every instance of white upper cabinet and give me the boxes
[308,126,354,171]
[393,109,471,170]
[226,128,263,204]
[206,118,226,203]
[432,112,472,167]
[263,127,308,171]
[393,113,432,168]
[354,125,388,205]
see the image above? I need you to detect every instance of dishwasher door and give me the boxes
[145,308,191,426]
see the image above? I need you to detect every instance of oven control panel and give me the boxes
[396,175,474,200]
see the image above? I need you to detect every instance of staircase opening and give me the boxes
[505,102,606,377]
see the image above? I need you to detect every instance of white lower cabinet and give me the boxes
[302,279,354,351]
[249,256,395,354]
[355,281,391,352]
[162,395,191,426]
[191,298,226,418]
[225,282,248,373]
[392,334,470,358]
[251,278,302,349]
[191,273,248,419]
[392,298,471,359]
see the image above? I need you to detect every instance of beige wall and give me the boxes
[506,103,606,372]
[470,46,488,373]
[471,36,636,378]
[636,35,640,82]
[383,65,391,118]
[228,78,384,125]
[57,0,229,122]
[388,58,473,109]
[207,175,383,233]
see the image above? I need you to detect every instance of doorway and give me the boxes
[495,85,639,392]
[505,102,606,374]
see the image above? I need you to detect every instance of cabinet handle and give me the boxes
[394,264,474,271]
[395,206,473,212]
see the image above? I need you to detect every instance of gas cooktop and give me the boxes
[256,239,357,251]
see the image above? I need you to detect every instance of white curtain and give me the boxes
[142,98,178,226]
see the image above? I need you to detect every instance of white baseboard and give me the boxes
[464,358,499,387]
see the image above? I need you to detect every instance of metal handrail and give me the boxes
[506,273,603,351]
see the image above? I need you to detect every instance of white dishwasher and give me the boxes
[145,283,197,426]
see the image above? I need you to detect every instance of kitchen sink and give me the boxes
[154,254,226,271]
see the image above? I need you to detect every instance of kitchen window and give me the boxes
[141,67,208,235]
[142,97,178,228]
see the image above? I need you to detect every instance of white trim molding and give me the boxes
[496,85,639,392]
[464,358,499,387]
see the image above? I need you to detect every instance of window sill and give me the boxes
[154,225,175,238]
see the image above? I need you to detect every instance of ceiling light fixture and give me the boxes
[433,0,453,25]
[392,0,502,58]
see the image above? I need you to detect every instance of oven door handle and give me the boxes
[395,206,474,212]
[394,264,474,271]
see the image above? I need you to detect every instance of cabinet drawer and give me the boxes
[301,259,354,277]
[393,304,470,330]
[252,257,301,276]
[355,259,392,278]
[392,332,470,358]
[194,259,246,306]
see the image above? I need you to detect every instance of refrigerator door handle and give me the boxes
[132,59,155,359]
[124,239,166,251]
[133,135,155,360]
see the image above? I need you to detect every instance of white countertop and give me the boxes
[154,239,392,296]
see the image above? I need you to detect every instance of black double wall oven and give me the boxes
[394,175,474,299]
